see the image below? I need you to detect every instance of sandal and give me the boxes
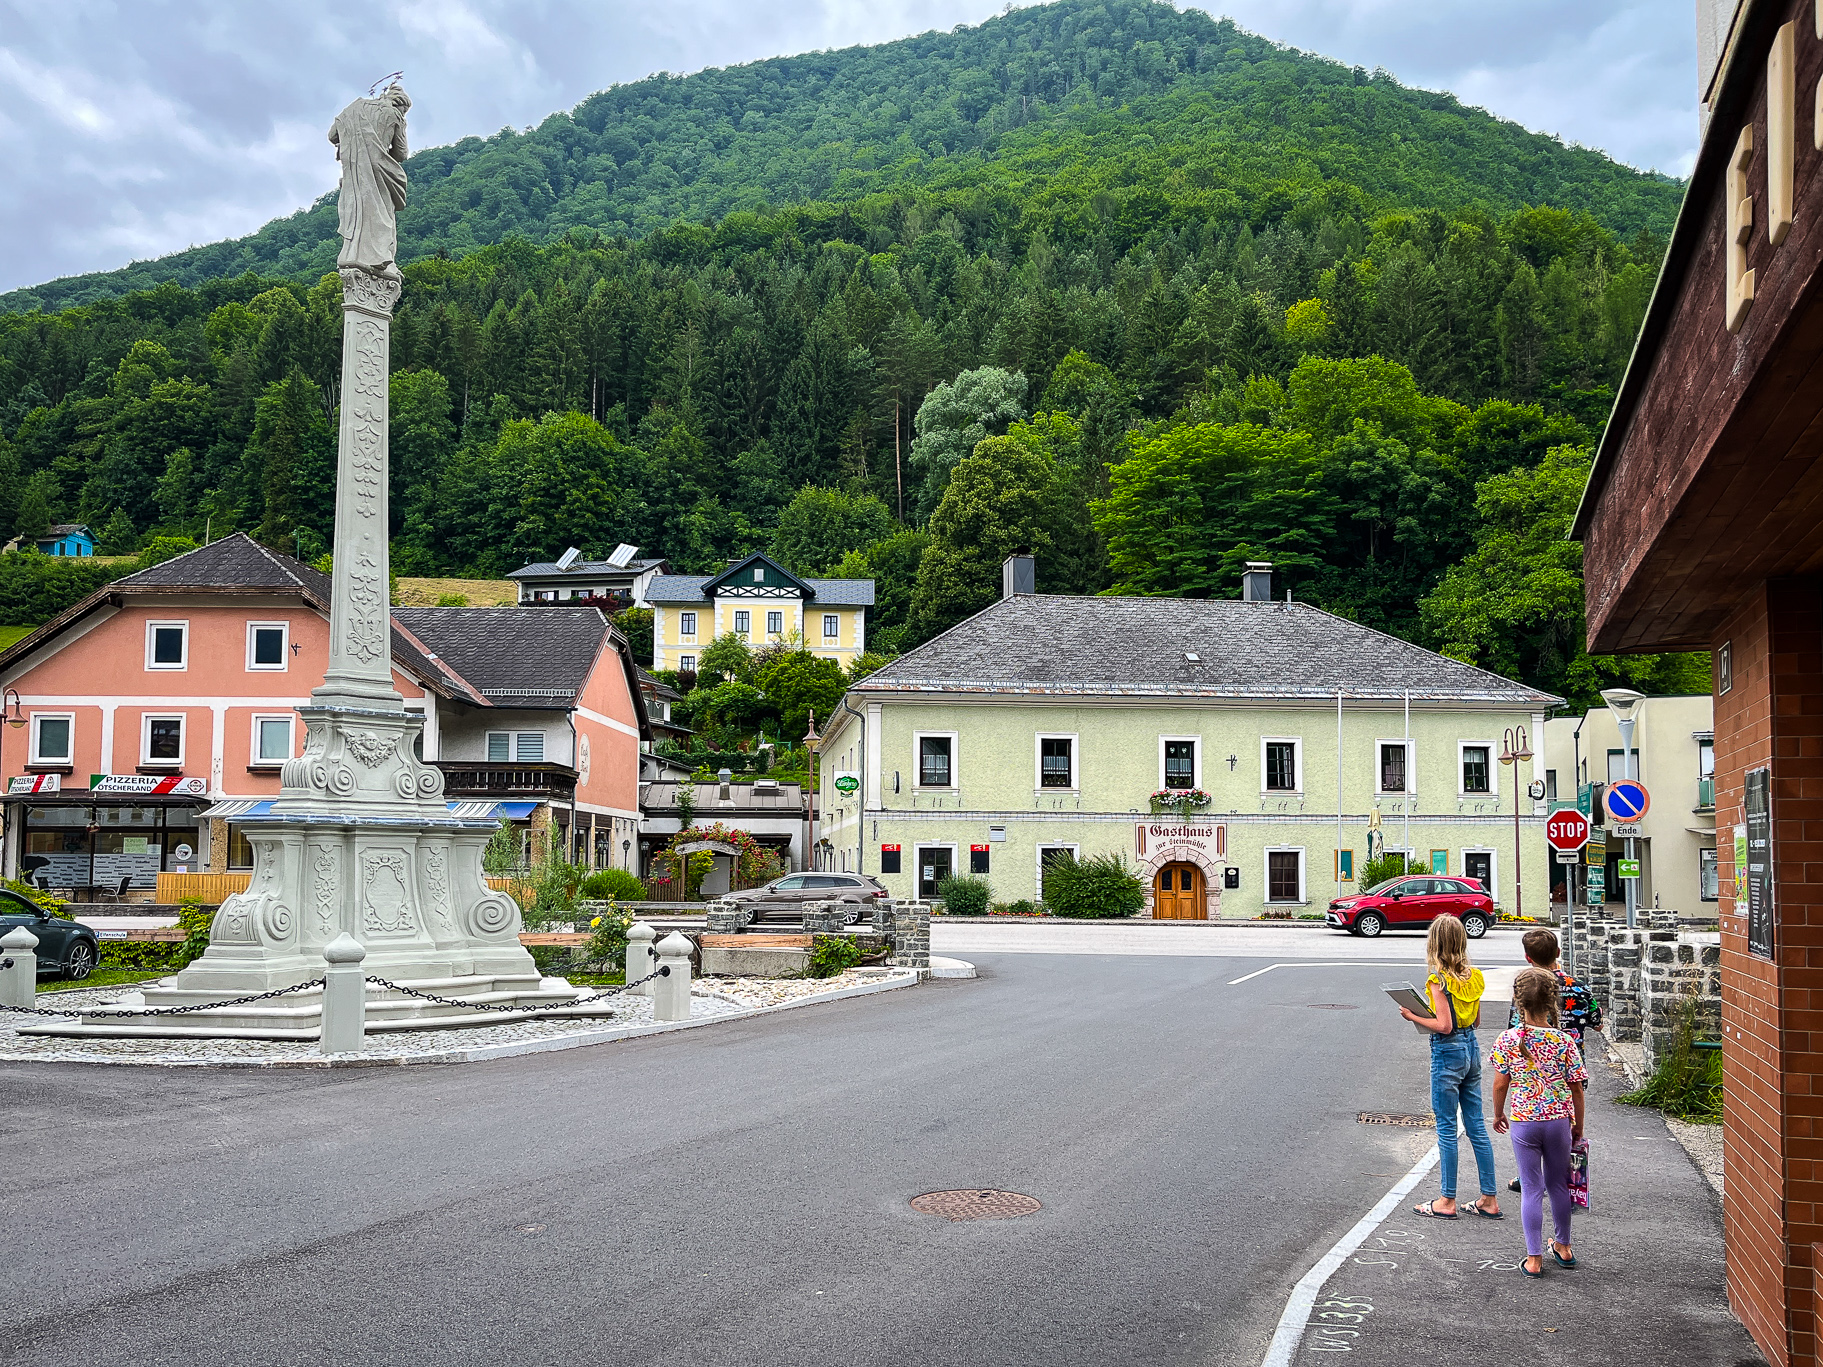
[1471,1198,1504,1219]
[1522,1260,1546,1278]
[1413,1200,1459,1219]
[1551,1243,1577,1269]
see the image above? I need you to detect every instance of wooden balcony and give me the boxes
[433,761,578,800]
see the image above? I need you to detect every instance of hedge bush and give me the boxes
[935,874,991,916]
[580,868,644,901]
[1043,854,1146,918]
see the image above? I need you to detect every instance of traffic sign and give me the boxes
[1555,849,1582,864]
[1545,809,1592,853]
[1605,780,1651,822]
[1618,858,1641,879]
[1610,822,1641,839]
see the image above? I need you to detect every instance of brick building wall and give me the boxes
[1716,580,1823,1366]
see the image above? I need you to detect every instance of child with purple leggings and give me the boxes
[1490,967,1589,1277]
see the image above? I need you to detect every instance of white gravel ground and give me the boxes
[0,968,916,1067]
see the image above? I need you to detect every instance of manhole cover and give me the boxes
[1308,1003,1358,1010]
[911,1190,1042,1221]
[1357,1112,1435,1129]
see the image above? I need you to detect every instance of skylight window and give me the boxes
[1184,652,1200,662]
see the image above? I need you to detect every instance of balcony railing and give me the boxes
[1696,776,1715,812]
[434,761,578,800]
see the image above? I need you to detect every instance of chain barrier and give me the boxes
[362,963,667,1015]
[0,977,328,1020]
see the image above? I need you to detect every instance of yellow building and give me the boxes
[648,553,873,674]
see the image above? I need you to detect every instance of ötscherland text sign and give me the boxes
[1545,810,1591,852]
[1604,780,1651,822]
[1747,767,1774,960]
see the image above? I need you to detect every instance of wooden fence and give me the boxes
[154,872,251,903]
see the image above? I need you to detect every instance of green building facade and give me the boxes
[815,563,1561,920]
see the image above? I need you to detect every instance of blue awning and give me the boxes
[206,799,541,820]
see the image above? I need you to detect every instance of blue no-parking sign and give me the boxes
[1604,780,1651,823]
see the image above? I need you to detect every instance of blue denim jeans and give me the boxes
[1430,1031,1497,1201]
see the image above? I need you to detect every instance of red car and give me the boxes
[1326,875,1493,940]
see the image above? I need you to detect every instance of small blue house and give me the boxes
[35,525,95,557]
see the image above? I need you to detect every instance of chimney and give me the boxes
[1242,562,1273,602]
[1001,550,1036,599]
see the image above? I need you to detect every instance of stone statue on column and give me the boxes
[329,84,411,282]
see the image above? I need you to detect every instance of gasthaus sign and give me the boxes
[1135,821,1226,859]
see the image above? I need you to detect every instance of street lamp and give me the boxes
[802,710,821,873]
[1600,688,1647,929]
[1499,724,1534,920]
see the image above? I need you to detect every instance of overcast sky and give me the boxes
[0,0,1697,295]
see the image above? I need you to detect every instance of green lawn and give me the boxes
[39,969,171,993]
[0,625,35,649]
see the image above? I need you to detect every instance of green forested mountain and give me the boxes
[0,0,1697,708]
[5,0,1678,313]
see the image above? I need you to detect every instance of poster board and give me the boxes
[1747,767,1775,961]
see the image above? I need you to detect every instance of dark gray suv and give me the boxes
[729,873,888,925]
[0,892,100,980]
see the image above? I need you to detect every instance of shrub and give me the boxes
[1044,853,1146,918]
[435,592,470,607]
[1621,996,1722,1123]
[581,868,644,901]
[1360,852,1411,889]
[583,902,634,969]
[935,874,991,916]
[807,935,863,978]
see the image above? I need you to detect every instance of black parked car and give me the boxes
[0,891,99,979]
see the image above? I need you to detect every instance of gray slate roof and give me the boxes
[508,556,666,581]
[644,574,875,606]
[393,606,608,704]
[855,595,1562,705]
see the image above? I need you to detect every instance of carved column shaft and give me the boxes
[317,268,403,710]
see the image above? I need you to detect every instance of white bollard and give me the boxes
[320,932,367,1054]
[651,932,693,1022]
[626,921,658,997]
[0,925,38,1009]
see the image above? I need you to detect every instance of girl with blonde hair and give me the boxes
[1491,966,1589,1276]
[1401,914,1502,1219]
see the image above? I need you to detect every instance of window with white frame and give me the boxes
[753,566,765,582]
[734,610,751,635]
[917,733,955,788]
[767,610,783,635]
[1037,735,1075,789]
[146,620,188,670]
[1460,743,1493,795]
[1265,848,1305,902]
[252,715,293,764]
[823,613,839,638]
[246,621,287,670]
[1377,741,1413,793]
[142,714,184,764]
[487,731,546,763]
[30,713,72,764]
[680,611,697,637]
[1606,748,1638,782]
[1162,737,1198,791]
[1262,737,1300,792]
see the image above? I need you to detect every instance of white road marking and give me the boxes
[1226,961,1418,986]
[1258,1145,1441,1367]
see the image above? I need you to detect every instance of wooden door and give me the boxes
[1154,863,1206,919]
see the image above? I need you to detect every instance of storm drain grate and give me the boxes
[911,1190,1043,1221]
[1307,1003,1359,1010]
[1357,1112,1435,1129]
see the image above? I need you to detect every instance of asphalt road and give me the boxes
[0,929,1729,1367]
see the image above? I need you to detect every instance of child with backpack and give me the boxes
[1505,928,1601,1195]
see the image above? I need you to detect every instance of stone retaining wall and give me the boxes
[1565,910,1721,1071]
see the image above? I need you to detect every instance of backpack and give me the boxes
[1507,968,1603,1034]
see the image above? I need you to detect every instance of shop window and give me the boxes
[146,621,188,669]
[31,714,72,764]
[228,825,254,870]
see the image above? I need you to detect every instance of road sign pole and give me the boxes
[1620,713,1638,929]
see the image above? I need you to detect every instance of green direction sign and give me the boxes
[1618,858,1641,879]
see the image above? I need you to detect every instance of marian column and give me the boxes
[144,88,561,1005]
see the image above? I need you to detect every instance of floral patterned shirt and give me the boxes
[1490,1025,1589,1122]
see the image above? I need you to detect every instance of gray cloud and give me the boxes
[0,0,1697,295]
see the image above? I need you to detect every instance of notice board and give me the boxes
[1747,767,1775,961]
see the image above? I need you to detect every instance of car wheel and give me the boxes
[1354,911,1385,939]
[842,902,861,926]
[62,940,96,980]
[1461,912,1489,940]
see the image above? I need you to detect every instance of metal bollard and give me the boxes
[320,932,367,1054]
[626,921,658,997]
[0,926,38,1009]
[651,932,693,1022]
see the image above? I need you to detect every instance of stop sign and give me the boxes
[1545,809,1591,852]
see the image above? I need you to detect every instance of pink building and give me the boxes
[0,535,648,897]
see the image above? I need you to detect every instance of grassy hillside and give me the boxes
[3,0,1681,312]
